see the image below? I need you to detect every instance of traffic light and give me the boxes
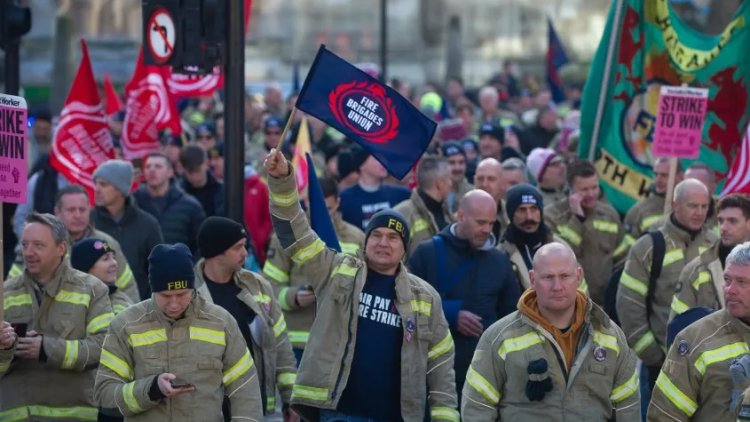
[0,0,32,49]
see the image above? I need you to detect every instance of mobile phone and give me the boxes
[170,377,194,389]
[11,323,27,338]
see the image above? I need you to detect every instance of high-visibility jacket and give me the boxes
[194,262,297,414]
[7,227,140,304]
[262,213,364,350]
[545,199,629,304]
[616,217,717,367]
[93,295,263,421]
[394,189,454,258]
[498,229,562,291]
[623,192,665,244]
[0,260,113,421]
[268,168,459,422]
[669,240,725,322]
[461,300,641,421]
[647,308,750,421]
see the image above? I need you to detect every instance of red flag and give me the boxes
[165,66,224,98]
[121,49,181,159]
[722,123,750,195]
[103,72,124,115]
[50,39,115,202]
[244,0,253,34]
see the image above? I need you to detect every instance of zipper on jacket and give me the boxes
[331,267,360,400]
[535,328,569,382]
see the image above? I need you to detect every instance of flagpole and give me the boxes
[280,107,298,150]
[588,0,625,161]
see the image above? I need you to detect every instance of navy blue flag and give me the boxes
[292,61,301,94]
[546,18,570,104]
[306,152,341,252]
[296,45,437,179]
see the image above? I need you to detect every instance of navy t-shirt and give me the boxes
[336,270,403,421]
[339,184,411,230]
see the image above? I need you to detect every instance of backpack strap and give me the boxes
[433,235,476,295]
[646,230,666,320]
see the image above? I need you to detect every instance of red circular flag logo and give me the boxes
[328,82,399,144]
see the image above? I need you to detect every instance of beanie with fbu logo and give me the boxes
[365,209,410,250]
[148,243,195,292]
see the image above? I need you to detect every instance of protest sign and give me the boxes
[653,86,709,159]
[0,93,27,204]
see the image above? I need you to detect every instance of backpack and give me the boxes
[603,231,666,325]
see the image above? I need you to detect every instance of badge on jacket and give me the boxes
[677,340,689,356]
[405,318,415,342]
[593,345,607,362]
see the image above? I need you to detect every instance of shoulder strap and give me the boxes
[432,235,476,295]
[646,230,666,319]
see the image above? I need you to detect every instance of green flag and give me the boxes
[579,0,750,214]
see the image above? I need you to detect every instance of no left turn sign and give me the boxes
[147,8,176,64]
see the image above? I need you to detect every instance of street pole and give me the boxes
[4,39,19,95]
[380,0,387,82]
[2,38,20,281]
[224,0,245,223]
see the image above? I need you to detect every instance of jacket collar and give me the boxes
[664,213,703,243]
[194,259,266,315]
[24,258,72,298]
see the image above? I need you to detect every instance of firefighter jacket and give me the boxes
[0,259,114,421]
[262,213,364,350]
[623,191,666,243]
[545,199,629,304]
[670,240,725,322]
[616,217,717,367]
[93,295,263,421]
[647,308,750,421]
[394,189,454,258]
[498,230,562,291]
[194,261,297,414]
[461,299,640,421]
[7,227,140,304]
[268,168,459,422]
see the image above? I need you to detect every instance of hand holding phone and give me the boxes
[169,377,194,389]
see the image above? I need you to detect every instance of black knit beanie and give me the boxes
[365,209,410,249]
[197,217,247,259]
[71,238,114,273]
[148,243,195,292]
[505,183,544,221]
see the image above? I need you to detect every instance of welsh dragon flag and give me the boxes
[579,0,750,213]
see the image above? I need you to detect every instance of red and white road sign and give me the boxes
[147,8,176,64]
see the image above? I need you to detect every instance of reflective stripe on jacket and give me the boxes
[462,300,640,421]
[670,240,725,322]
[394,189,454,259]
[268,168,459,422]
[93,296,263,421]
[1,260,113,421]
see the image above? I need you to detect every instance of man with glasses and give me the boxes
[195,123,218,152]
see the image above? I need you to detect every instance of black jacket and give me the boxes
[133,183,206,257]
[408,224,520,394]
[179,172,225,217]
[92,196,164,299]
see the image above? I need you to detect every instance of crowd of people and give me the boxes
[1,67,749,422]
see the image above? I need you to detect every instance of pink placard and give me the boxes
[0,94,28,204]
[653,86,709,159]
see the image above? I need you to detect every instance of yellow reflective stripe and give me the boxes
[115,265,134,289]
[263,261,289,284]
[670,295,690,315]
[277,372,296,387]
[0,360,10,372]
[340,242,360,256]
[28,405,97,420]
[113,304,128,314]
[692,271,711,290]
[410,300,432,317]
[411,218,429,235]
[291,239,325,265]
[663,249,685,266]
[128,329,167,347]
[498,332,544,359]
[266,396,276,412]
[189,326,226,346]
[593,330,620,356]
[123,381,143,413]
[578,277,589,294]
[288,331,310,344]
[87,312,114,335]
[278,287,293,311]
[8,263,23,278]
[593,219,618,234]
[640,215,663,232]
[623,233,636,247]
[655,372,697,416]
[614,237,630,258]
[4,293,32,311]
[62,340,79,369]
[428,333,453,360]
[620,272,648,297]
[0,406,28,421]
[610,370,639,403]
[634,331,656,355]
[466,366,500,404]
[430,406,460,422]
[333,262,358,277]
[270,190,298,207]
[556,224,582,246]
[254,293,271,305]
[55,290,91,307]
[101,348,133,380]
[694,342,750,376]
[292,384,329,402]
[273,315,287,338]
[698,246,708,254]
[223,349,254,385]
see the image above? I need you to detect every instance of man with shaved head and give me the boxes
[409,189,520,401]
[617,178,718,401]
[474,158,510,242]
[462,242,640,420]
